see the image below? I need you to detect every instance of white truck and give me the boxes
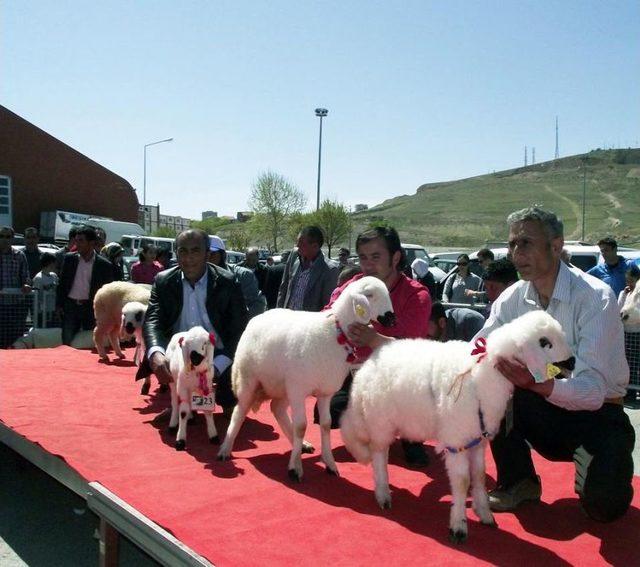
[85,218,145,244]
[39,210,145,244]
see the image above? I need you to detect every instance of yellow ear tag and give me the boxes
[355,304,367,319]
[546,363,562,380]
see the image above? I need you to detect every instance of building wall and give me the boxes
[0,105,138,233]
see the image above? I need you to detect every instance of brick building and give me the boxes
[0,105,138,233]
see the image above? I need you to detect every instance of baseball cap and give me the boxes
[209,235,226,252]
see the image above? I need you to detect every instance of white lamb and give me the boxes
[121,301,150,393]
[621,284,640,330]
[166,326,218,451]
[93,281,151,362]
[340,310,575,543]
[217,276,396,481]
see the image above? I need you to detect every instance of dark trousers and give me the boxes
[491,388,635,522]
[0,299,29,348]
[312,373,353,429]
[62,299,95,345]
[216,366,237,410]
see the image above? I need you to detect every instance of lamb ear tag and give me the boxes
[209,332,216,346]
[178,337,184,347]
[355,304,367,319]
[546,363,562,380]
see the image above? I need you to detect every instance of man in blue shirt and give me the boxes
[587,237,629,296]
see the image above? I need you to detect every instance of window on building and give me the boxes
[0,176,12,225]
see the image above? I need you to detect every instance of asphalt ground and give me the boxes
[1,400,639,566]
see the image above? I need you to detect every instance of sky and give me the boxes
[2,1,639,220]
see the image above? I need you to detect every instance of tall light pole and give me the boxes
[143,137,173,230]
[581,157,587,241]
[315,108,328,210]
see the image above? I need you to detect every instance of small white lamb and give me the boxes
[121,301,150,393]
[621,284,640,330]
[217,276,395,481]
[93,281,151,362]
[167,326,218,451]
[340,310,574,543]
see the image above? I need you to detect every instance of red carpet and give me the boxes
[1,346,639,566]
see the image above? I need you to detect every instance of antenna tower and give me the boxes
[532,147,536,164]
[524,146,528,166]
[555,116,559,159]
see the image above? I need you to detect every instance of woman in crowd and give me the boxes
[130,243,163,285]
[102,242,125,281]
[442,253,483,304]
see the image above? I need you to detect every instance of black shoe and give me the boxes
[402,440,429,468]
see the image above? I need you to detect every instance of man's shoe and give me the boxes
[488,476,541,512]
[402,440,429,468]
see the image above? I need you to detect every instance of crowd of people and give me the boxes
[1,205,638,524]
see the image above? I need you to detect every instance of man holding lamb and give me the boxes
[143,229,249,414]
[478,206,634,522]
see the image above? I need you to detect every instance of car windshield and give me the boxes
[404,247,429,266]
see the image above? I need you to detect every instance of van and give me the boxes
[121,235,176,257]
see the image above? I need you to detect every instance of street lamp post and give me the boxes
[315,108,328,211]
[581,158,587,241]
[143,137,173,231]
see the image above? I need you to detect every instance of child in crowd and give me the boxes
[32,252,59,328]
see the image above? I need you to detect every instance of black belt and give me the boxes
[67,298,90,305]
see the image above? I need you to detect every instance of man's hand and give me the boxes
[21,284,32,294]
[150,352,173,385]
[347,322,393,349]
[494,356,554,397]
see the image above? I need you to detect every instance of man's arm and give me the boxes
[219,278,249,369]
[319,262,340,309]
[236,267,265,318]
[276,256,293,308]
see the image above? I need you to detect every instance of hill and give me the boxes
[352,148,640,248]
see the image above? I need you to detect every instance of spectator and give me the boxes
[560,248,572,266]
[476,248,495,270]
[23,227,42,279]
[143,229,248,415]
[55,227,78,273]
[156,248,175,270]
[93,227,107,254]
[0,226,31,347]
[264,251,290,309]
[32,252,59,328]
[337,247,351,268]
[277,226,339,312]
[587,237,629,296]
[102,242,125,281]
[321,226,432,466]
[337,264,362,287]
[56,225,114,345]
[427,301,485,342]
[130,243,163,285]
[209,236,266,319]
[411,258,436,299]
[266,256,274,267]
[480,258,519,318]
[619,264,640,401]
[476,206,633,523]
[442,253,483,304]
[239,246,268,293]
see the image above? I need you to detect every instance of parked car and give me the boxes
[13,243,61,254]
[226,250,246,265]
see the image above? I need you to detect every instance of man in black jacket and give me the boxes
[56,225,114,345]
[143,229,248,410]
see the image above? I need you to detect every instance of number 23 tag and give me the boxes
[191,393,214,412]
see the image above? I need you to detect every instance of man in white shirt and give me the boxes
[477,206,634,522]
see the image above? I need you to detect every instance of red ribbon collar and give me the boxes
[335,319,359,363]
[198,371,210,397]
[471,337,487,362]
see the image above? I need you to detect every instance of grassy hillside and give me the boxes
[352,148,640,248]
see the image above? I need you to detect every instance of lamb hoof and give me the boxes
[187,414,196,424]
[325,466,339,477]
[175,440,186,451]
[448,528,468,544]
[140,383,150,395]
[301,441,314,454]
[159,384,169,393]
[209,435,220,445]
[482,519,498,528]
[117,353,126,359]
[378,499,392,510]
[98,356,109,363]
[216,452,230,462]
[168,425,178,433]
[288,469,302,483]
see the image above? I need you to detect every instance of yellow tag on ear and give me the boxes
[546,363,562,380]
[355,304,367,319]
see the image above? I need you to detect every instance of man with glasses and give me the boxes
[23,227,42,279]
[0,226,31,347]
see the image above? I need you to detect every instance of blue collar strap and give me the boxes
[443,408,493,454]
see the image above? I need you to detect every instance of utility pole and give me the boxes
[524,146,528,166]
[532,147,536,164]
[555,116,559,159]
[581,158,587,241]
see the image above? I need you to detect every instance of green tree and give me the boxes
[226,225,251,252]
[310,199,352,257]
[151,226,178,238]
[249,171,306,252]
[191,217,234,235]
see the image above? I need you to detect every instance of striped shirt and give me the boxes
[476,261,628,411]
[288,257,314,311]
[0,248,30,289]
